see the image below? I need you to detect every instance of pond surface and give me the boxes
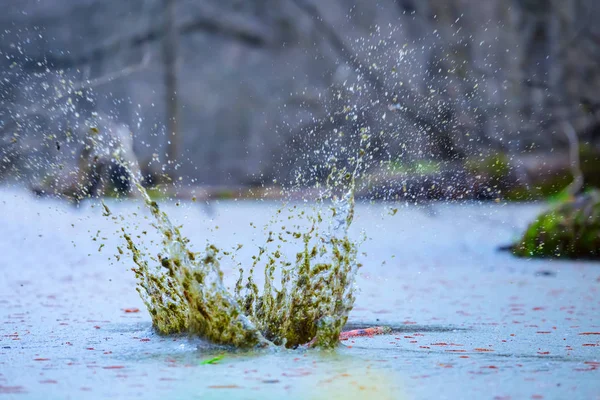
[0,189,598,399]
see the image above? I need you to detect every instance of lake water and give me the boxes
[1,188,598,399]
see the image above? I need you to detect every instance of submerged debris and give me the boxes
[513,189,600,259]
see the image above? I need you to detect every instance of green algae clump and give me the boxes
[513,189,600,259]
[123,188,269,348]
[119,138,367,349]
[126,187,360,349]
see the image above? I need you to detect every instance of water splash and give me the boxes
[116,134,368,349]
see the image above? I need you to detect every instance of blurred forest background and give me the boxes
[1,0,599,200]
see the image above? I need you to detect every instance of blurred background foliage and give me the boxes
[0,0,599,200]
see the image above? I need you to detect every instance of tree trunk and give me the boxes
[163,0,179,178]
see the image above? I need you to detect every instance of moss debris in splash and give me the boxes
[115,134,369,349]
[235,221,360,348]
[123,186,269,347]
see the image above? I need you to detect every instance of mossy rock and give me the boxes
[513,189,600,259]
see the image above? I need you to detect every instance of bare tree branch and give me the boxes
[4,51,152,118]
[163,0,179,175]
[31,6,272,72]
[288,0,439,133]
[74,51,152,93]
[562,120,584,195]
[555,0,595,59]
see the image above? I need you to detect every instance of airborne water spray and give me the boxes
[1,17,492,349]
[114,132,371,348]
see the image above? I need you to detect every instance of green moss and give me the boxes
[465,153,511,181]
[214,189,235,200]
[580,146,600,188]
[504,173,573,201]
[513,189,600,259]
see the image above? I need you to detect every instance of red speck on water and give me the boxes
[474,348,494,352]
[0,385,27,394]
[33,358,50,361]
[431,342,448,346]
[420,346,430,349]
[123,308,140,313]
[86,348,94,350]
[208,385,241,389]
[459,356,470,359]
[574,366,598,371]
[103,351,113,354]
[578,332,600,335]
[532,395,544,399]
[574,362,599,372]
[140,338,150,342]
[536,332,551,334]
[482,365,498,369]
[532,307,545,311]
[282,370,312,377]
[103,366,125,369]
[94,326,101,329]
[582,344,597,347]
[537,351,550,355]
